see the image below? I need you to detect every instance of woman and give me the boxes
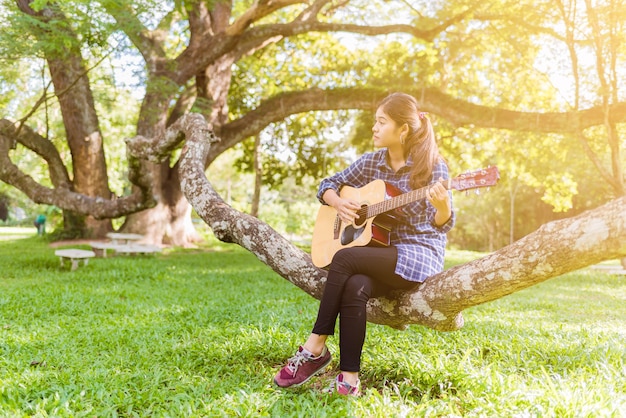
[274,92,455,396]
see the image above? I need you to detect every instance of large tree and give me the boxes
[128,111,626,330]
[0,0,625,328]
[1,1,624,238]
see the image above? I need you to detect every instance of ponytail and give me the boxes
[406,114,440,189]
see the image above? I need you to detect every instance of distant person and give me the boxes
[34,214,46,235]
[273,93,455,396]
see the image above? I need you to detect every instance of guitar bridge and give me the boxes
[333,215,341,240]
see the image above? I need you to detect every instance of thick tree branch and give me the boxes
[372,196,626,330]
[212,87,626,163]
[175,12,470,83]
[102,2,167,66]
[0,119,71,189]
[0,127,153,219]
[226,0,306,36]
[177,115,626,331]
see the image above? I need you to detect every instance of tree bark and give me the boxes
[16,0,113,236]
[166,114,626,331]
[122,160,201,246]
[7,1,624,247]
[0,120,153,218]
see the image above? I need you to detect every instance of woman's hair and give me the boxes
[377,92,442,189]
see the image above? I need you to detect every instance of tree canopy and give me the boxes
[0,0,625,328]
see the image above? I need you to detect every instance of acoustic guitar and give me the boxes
[311,166,500,268]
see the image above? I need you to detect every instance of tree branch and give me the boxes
[176,8,471,83]
[0,126,153,218]
[0,119,71,189]
[212,87,626,163]
[102,2,167,65]
[178,113,626,331]
[226,0,307,36]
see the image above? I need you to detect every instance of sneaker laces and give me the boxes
[286,350,310,375]
[327,374,360,395]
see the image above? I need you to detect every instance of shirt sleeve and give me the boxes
[316,153,376,204]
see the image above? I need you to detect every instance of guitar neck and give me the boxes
[366,179,451,218]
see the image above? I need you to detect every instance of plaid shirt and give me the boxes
[317,149,455,283]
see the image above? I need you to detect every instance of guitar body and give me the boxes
[310,166,500,268]
[311,180,399,268]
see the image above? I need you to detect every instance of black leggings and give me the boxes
[311,246,416,372]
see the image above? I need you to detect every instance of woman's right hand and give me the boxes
[333,198,362,225]
[322,189,361,224]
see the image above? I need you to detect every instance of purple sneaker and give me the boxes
[274,346,332,388]
[327,373,361,396]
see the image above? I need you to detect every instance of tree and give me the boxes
[13,0,115,236]
[134,112,626,331]
[1,0,625,329]
[1,1,624,242]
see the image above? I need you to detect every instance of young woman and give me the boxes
[274,92,455,396]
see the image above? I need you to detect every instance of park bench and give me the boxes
[55,249,96,271]
[114,244,162,256]
[89,242,126,258]
[106,232,144,245]
[90,233,151,257]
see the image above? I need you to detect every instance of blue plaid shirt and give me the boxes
[317,149,455,283]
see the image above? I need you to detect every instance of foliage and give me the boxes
[0,233,624,416]
[207,148,318,239]
[0,0,624,248]
[229,32,363,189]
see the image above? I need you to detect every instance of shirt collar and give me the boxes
[377,148,414,172]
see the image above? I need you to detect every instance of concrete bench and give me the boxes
[114,244,162,256]
[106,232,144,245]
[89,242,126,258]
[55,249,96,271]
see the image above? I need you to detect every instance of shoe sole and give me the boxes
[274,355,332,388]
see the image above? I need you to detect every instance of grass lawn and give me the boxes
[0,231,625,417]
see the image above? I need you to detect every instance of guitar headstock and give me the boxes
[449,166,500,192]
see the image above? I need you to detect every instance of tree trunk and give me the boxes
[170,115,626,331]
[120,56,234,245]
[47,56,112,237]
[17,0,112,237]
[121,160,201,246]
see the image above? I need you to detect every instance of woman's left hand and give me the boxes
[427,178,452,226]
[426,179,450,211]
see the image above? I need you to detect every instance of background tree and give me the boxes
[1,1,625,325]
[1,0,624,243]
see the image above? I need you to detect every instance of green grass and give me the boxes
[0,232,625,417]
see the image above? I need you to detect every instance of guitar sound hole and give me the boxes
[353,205,367,227]
[341,224,364,245]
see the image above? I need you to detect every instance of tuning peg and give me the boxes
[475,189,480,195]
[466,191,470,196]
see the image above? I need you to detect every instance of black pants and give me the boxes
[311,246,415,372]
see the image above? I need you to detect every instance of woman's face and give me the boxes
[372,107,404,150]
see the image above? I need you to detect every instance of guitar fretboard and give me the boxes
[363,179,451,219]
